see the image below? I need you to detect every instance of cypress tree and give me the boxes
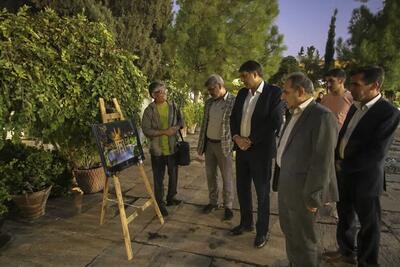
[323,8,338,73]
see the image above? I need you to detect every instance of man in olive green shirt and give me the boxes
[142,81,184,216]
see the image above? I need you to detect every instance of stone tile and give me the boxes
[87,242,211,267]
[133,205,286,266]
[382,210,400,230]
[0,227,113,266]
[379,232,400,267]
[386,173,400,183]
[381,192,400,212]
[211,258,258,267]
[134,245,212,267]
[2,131,400,266]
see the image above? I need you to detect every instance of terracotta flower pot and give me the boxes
[12,185,52,219]
[74,166,106,194]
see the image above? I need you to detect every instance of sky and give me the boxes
[277,0,384,56]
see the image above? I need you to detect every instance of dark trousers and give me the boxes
[279,191,318,267]
[151,154,178,207]
[236,150,271,236]
[337,174,381,267]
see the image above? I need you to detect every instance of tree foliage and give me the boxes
[323,8,337,73]
[0,0,115,29]
[297,46,323,86]
[0,7,147,166]
[269,56,301,86]
[336,0,400,91]
[0,0,173,80]
[103,0,173,80]
[167,0,284,95]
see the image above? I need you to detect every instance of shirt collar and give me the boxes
[292,97,314,115]
[247,81,264,96]
[354,93,381,111]
[223,91,229,100]
[213,91,229,102]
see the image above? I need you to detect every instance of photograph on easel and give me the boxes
[92,119,145,174]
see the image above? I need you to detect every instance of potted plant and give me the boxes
[0,141,65,219]
[183,103,197,134]
[71,145,106,194]
[183,102,204,134]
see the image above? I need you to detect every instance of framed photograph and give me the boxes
[92,119,145,175]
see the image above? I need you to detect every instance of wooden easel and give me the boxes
[98,98,164,260]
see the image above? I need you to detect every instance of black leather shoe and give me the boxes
[254,233,269,248]
[159,205,169,217]
[202,204,218,214]
[230,224,254,235]
[223,208,233,220]
[166,198,182,206]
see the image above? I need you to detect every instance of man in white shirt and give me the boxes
[324,66,400,267]
[230,60,283,248]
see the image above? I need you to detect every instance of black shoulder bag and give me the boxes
[173,103,191,166]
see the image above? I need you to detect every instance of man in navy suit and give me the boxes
[323,66,400,267]
[230,60,283,248]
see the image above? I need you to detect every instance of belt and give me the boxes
[207,138,221,143]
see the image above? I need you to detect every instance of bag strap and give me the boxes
[173,102,185,142]
[178,128,184,141]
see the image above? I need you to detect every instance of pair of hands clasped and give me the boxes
[233,135,252,151]
[232,135,317,214]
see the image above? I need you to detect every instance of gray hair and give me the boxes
[204,74,224,87]
[286,72,314,94]
[148,80,165,95]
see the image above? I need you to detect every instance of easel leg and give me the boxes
[138,163,164,225]
[113,175,133,260]
[100,177,109,225]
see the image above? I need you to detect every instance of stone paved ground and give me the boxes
[1,132,400,267]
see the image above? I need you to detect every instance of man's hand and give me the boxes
[197,152,205,161]
[162,126,179,136]
[306,206,317,213]
[233,136,252,151]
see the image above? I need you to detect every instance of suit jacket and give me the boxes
[277,101,339,208]
[197,93,236,157]
[335,97,400,197]
[230,82,283,160]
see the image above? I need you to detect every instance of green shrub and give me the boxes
[0,180,10,216]
[0,7,147,167]
[182,102,204,128]
[49,150,73,197]
[0,141,69,196]
[166,80,191,108]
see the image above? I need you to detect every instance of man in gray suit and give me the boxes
[276,72,339,267]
